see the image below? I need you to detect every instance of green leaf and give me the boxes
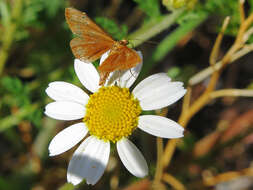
[178,0,240,37]
[167,66,181,79]
[178,133,196,152]
[44,0,63,18]
[0,104,37,132]
[15,30,29,41]
[177,9,206,25]
[0,176,23,190]
[1,77,23,94]
[205,0,240,36]
[250,0,253,12]
[58,183,75,190]
[22,1,44,25]
[27,109,43,127]
[1,77,31,106]
[133,0,161,18]
[168,65,197,83]
[95,17,128,40]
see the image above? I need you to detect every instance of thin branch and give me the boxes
[163,173,186,190]
[209,17,230,66]
[162,1,253,170]
[220,14,253,70]
[181,86,192,116]
[210,89,253,99]
[162,139,178,167]
[154,137,164,184]
[239,0,245,23]
[189,44,253,86]
[243,27,253,42]
[203,167,253,186]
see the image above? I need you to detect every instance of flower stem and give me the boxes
[154,137,164,184]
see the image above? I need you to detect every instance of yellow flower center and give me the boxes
[83,86,141,143]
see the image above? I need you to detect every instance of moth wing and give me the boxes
[70,37,113,62]
[98,71,110,86]
[98,46,141,72]
[65,8,115,62]
[65,8,114,40]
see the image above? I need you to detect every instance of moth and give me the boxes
[65,8,142,85]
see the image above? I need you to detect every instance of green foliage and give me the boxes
[178,0,240,36]
[23,0,64,23]
[178,133,196,152]
[1,77,30,106]
[58,183,75,190]
[206,0,240,36]
[95,17,128,40]
[133,0,161,18]
[167,65,197,83]
[0,77,42,128]
[162,0,198,10]
[15,0,64,41]
[0,176,29,190]
[250,0,253,12]
[22,1,44,27]
[177,9,206,25]
[44,0,63,18]
[167,66,181,79]
[28,109,43,127]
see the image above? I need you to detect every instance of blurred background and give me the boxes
[0,0,253,189]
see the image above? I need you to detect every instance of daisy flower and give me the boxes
[45,51,186,185]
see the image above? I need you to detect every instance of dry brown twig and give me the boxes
[151,0,253,189]
[189,43,253,85]
[152,109,167,189]
[209,16,231,66]
[163,173,186,190]
[203,167,253,186]
[210,89,253,99]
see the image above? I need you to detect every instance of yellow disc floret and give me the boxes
[84,86,141,143]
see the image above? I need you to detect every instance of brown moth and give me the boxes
[65,8,141,85]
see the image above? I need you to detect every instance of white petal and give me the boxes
[117,51,143,88]
[99,51,110,65]
[45,101,85,120]
[67,136,110,185]
[49,123,88,156]
[132,73,186,110]
[117,138,148,178]
[46,81,89,105]
[138,115,184,138]
[74,59,100,93]
[100,51,143,88]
